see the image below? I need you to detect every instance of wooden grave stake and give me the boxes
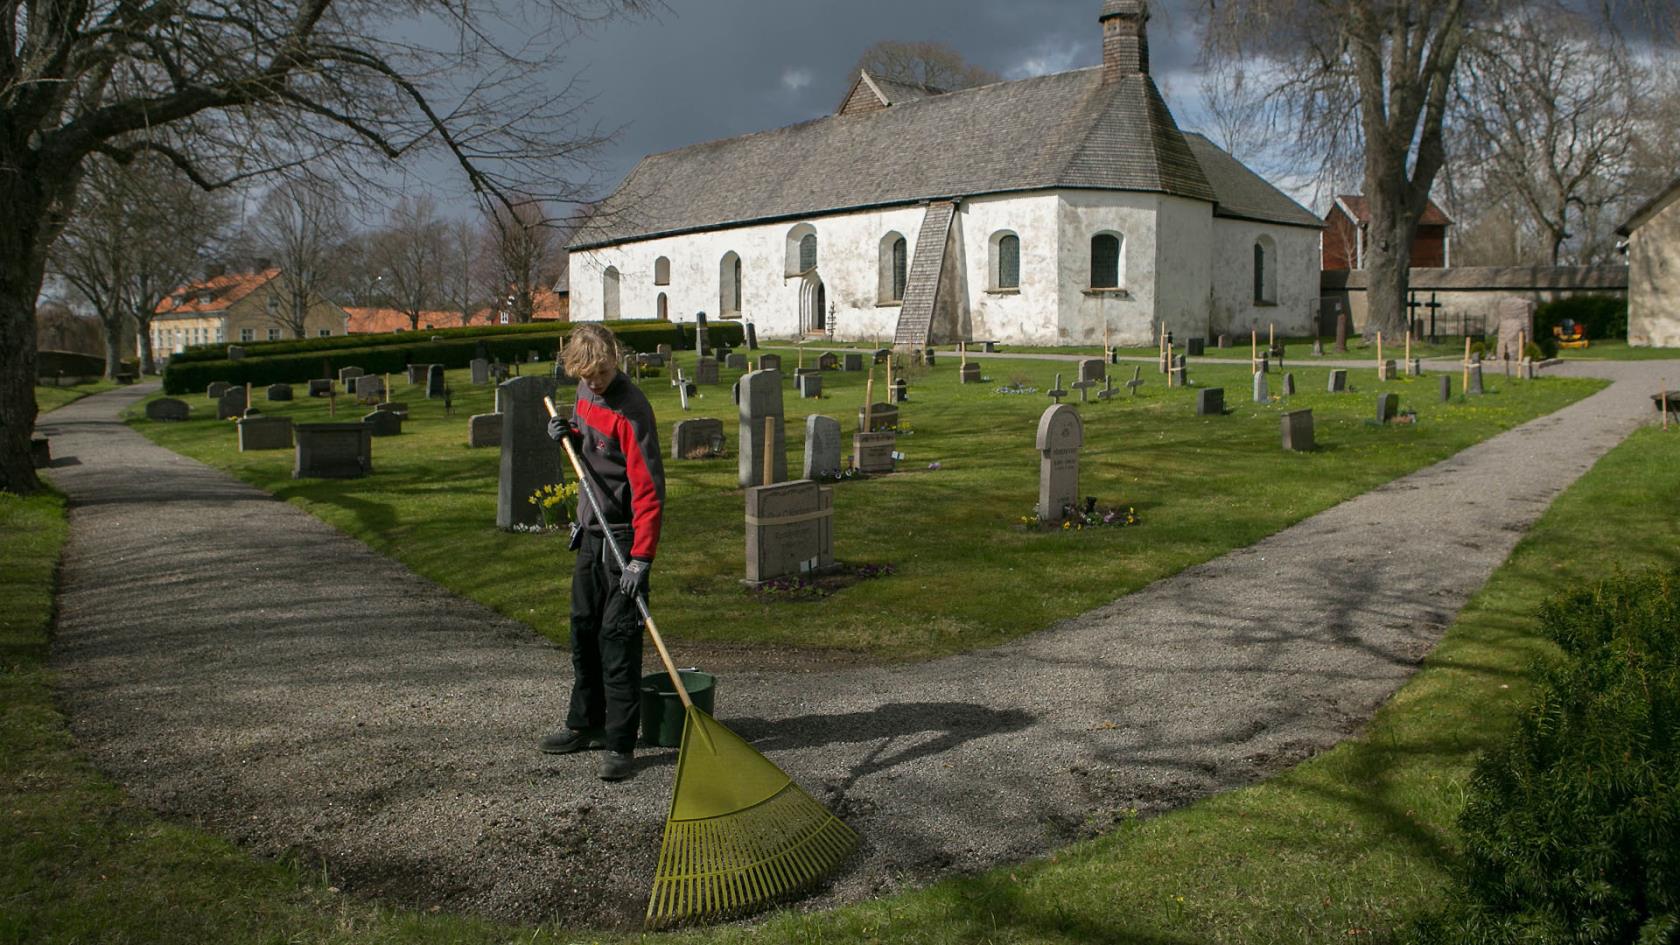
[1250,328,1258,374]
[1268,322,1275,350]
[1518,330,1526,378]
[864,368,875,430]
[763,416,775,485]
[1166,342,1175,387]
[886,353,895,396]
[384,373,391,404]
[244,382,251,412]
[1376,331,1383,372]
[1462,337,1472,393]
[1404,332,1411,366]
[1663,379,1670,432]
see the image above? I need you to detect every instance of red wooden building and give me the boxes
[1321,195,1452,270]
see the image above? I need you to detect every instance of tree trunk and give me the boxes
[1361,194,1414,339]
[0,238,44,495]
[103,317,126,380]
[136,319,157,375]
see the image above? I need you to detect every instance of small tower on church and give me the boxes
[1100,0,1150,82]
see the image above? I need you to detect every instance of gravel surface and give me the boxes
[40,361,1671,930]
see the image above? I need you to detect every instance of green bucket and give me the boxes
[640,669,716,748]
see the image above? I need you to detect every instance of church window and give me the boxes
[720,252,743,316]
[1253,236,1277,304]
[785,223,819,276]
[878,232,908,303]
[991,231,1021,290]
[603,266,621,320]
[1091,233,1123,289]
[654,256,670,286]
[657,292,668,320]
[800,234,818,272]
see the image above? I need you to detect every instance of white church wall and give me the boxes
[1152,196,1215,343]
[1056,190,1164,346]
[957,192,1063,345]
[1208,218,1320,338]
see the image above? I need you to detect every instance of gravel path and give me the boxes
[40,361,1672,930]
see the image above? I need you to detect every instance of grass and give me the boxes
[1551,339,1680,361]
[34,378,125,414]
[7,410,1677,943]
[130,357,1601,661]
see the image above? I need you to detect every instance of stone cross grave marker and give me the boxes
[238,416,293,451]
[293,422,372,479]
[1070,377,1096,403]
[1281,409,1314,452]
[1328,369,1348,393]
[1196,388,1225,416]
[744,480,834,584]
[497,376,564,529]
[1036,404,1084,521]
[1125,366,1144,396]
[1097,376,1118,402]
[1047,373,1068,405]
[735,369,786,487]
[803,415,841,479]
[467,413,502,449]
[672,418,725,460]
[146,398,190,421]
[427,364,445,398]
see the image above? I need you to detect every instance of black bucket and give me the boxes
[640,669,716,747]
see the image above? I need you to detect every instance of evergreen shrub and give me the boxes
[1535,295,1628,344]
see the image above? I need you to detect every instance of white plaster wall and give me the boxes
[956,192,1063,344]
[1152,196,1215,342]
[1208,218,1320,338]
[1055,190,1165,346]
[1628,197,1680,347]
[571,205,935,343]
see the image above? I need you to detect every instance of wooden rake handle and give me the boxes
[544,396,692,709]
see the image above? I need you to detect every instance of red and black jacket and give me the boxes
[570,373,665,563]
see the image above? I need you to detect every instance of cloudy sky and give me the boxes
[400,0,1262,217]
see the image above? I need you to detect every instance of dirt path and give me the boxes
[39,361,1672,930]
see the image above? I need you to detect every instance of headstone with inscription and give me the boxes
[725,353,749,371]
[1283,373,1296,397]
[468,413,503,448]
[695,357,720,384]
[1328,369,1348,393]
[471,358,491,385]
[146,398,190,421]
[852,430,896,474]
[843,352,864,372]
[857,403,898,433]
[427,364,445,399]
[735,369,787,487]
[744,479,834,584]
[671,418,725,460]
[217,387,247,420]
[1468,361,1485,395]
[1376,392,1400,423]
[960,362,981,384]
[238,416,294,451]
[338,366,364,384]
[293,422,372,479]
[796,373,823,398]
[694,311,710,355]
[1186,337,1206,357]
[1253,371,1269,404]
[1078,358,1105,385]
[362,410,402,437]
[308,378,333,397]
[1036,404,1084,521]
[207,381,230,400]
[1196,388,1225,416]
[497,376,566,529]
[265,383,293,402]
[803,415,841,480]
[1281,409,1314,452]
[758,353,782,373]
[818,351,839,371]
[227,345,246,361]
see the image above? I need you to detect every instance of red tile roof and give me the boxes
[155,268,281,315]
[1334,195,1453,226]
[344,307,465,334]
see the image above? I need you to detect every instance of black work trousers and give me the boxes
[566,530,645,753]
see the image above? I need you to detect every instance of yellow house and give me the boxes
[1619,176,1680,348]
[148,267,349,357]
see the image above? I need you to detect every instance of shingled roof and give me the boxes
[573,64,1313,251]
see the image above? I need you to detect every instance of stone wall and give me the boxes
[1321,266,1628,336]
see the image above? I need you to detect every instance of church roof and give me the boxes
[573,66,1314,250]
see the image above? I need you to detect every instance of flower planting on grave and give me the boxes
[526,481,577,529]
[746,563,896,601]
[1021,497,1139,531]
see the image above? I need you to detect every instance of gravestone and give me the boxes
[237,415,294,451]
[843,352,864,372]
[695,357,720,384]
[354,374,385,399]
[818,351,839,371]
[293,423,372,479]
[471,358,491,385]
[1283,373,1296,396]
[960,362,982,384]
[308,378,333,397]
[1494,297,1537,361]
[1336,312,1350,352]
[217,387,247,420]
[1077,358,1105,384]
[362,410,402,437]
[796,373,823,398]
[1253,371,1270,404]
[338,366,364,384]
[1406,357,1423,377]
[857,402,898,433]
[1440,375,1452,402]
[1070,378,1096,403]
[552,364,576,385]
[1328,369,1348,393]
[758,353,782,373]
[735,369,787,487]
[490,362,510,383]
[1170,355,1188,388]
[1519,358,1536,381]
[924,348,937,366]
[467,412,503,448]
[802,415,842,479]
[207,381,230,400]
[1217,334,1231,348]
[1036,404,1084,520]
[745,323,758,350]
[1187,337,1206,357]
[874,348,892,365]
[1468,362,1485,395]
[407,364,430,384]
[640,352,665,368]
[744,479,834,584]
[1312,338,1325,357]
[376,401,407,417]
[227,345,246,361]
[1281,409,1314,452]
[725,353,749,371]
[427,364,445,398]
[1196,388,1225,416]
[497,376,565,529]
[495,376,554,416]
[656,343,673,361]
[1378,359,1398,381]
[146,398,190,421]
[852,431,896,474]
[266,383,293,402]
[671,418,725,460]
[694,311,710,355]
[891,377,908,403]
[1047,373,1068,405]
[1257,353,1270,374]
[1125,366,1144,396]
[1376,393,1400,423]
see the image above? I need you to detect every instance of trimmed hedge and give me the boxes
[36,349,108,378]
[1535,295,1628,345]
[1410,569,1680,944]
[166,320,568,365]
[161,321,742,394]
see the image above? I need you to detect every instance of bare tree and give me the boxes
[443,215,489,326]
[48,158,132,379]
[124,160,233,374]
[250,182,350,338]
[1197,56,1275,167]
[1,1,654,494]
[369,196,449,330]
[853,40,998,92]
[483,198,558,324]
[1454,7,1641,265]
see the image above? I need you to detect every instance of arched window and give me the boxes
[653,256,671,286]
[720,252,743,316]
[878,232,908,302]
[785,223,818,276]
[1091,233,1122,289]
[991,231,1021,289]
[602,266,621,320]
[657,292,668,320]
[1253,236,1277,304]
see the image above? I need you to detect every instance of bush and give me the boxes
[161,321,743,394]
[1535,295,1628,344]
[35,349,108,378]
[1411,569,1680,944]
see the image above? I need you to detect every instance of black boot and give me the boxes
[539,728,603,754]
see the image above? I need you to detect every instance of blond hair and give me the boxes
[563,323,619,377]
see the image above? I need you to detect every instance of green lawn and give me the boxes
[7,413,1676,943]
[34,378,125,414]
[131,357,1600,661]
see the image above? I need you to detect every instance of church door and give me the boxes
[800,274,826,335]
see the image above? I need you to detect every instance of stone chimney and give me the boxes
[1100,0,1150,82]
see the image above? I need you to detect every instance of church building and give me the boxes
[568,1,1322,347]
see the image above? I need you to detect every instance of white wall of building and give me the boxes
[1055,190,1162,347]
[957,192,1062,345]
[1152,195,1215,344]
[1208,218,1320,338]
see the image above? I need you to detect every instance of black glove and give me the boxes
[618,559,650,598]
[547,415,579,446]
